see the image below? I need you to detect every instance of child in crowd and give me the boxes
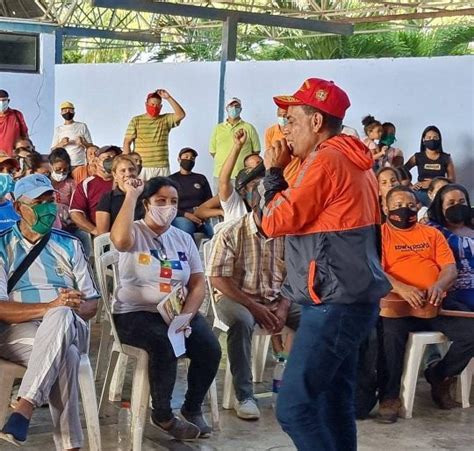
[362,115,385,169]
[379,122,404,168]
[418,177,450,222]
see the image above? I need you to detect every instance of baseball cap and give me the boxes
[273,78,351,120]
[235,162,265,192]
[226,97,242,107]
[0,151,19,169]
[14,174,56,200]
[178,147,198,158]
[60,101,74,110]
[95,145,122,157]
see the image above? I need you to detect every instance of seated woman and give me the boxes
[48,148,76,231]
[96,154,142,234]
[169,148,214,239]
[377,167,401,220]
[428,183,474,311]
[110,176,221,440]
[404,125,455,206]
[417,177,450,222]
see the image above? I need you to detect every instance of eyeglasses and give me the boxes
[153,237,168,261]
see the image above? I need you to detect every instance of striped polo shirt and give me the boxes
[125,113,177,168]
[0,225,100,303]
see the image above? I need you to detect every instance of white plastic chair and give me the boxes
[202,240,291,409]
[97,250,220,450]
[399,331,472,418]
[456,357,473,408]
[0,355,101,450]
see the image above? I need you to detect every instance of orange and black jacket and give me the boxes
[262,134,391,306]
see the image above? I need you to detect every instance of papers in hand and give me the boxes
[168,313,193,358]
[156,280,185,325]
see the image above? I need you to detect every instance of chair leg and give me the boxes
[0,371,17,427]
[222,358,236,410]
[94,320,112,381]
[457,358,473,408]
[208,378,220,431]
[109,354,129,402]
[78,355,102,451]
[400,341,426,419]
[252,335,271,383]
[95,297,104,324]
[99,349,120,417]
[130,355,150,451]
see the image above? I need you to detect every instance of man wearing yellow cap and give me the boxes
[261,78,391,450]
[51,101,92,168]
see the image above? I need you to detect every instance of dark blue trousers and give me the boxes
[276,303,379,451]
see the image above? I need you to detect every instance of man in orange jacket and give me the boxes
[261,78,391,451]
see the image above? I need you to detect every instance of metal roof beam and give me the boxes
[61,25,161,42]
[92,0,353,35]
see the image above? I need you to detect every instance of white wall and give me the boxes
[54,56,474,192]
[1,32,55,153]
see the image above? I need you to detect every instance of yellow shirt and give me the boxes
[125,113,177,168]
[209,119,261,178]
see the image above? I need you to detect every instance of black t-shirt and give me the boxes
[414,151,451,182]
[168,171,213,216]
[96,189,143,227]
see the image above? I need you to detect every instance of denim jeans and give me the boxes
[172,216,214,239]
[114,311,221,422]
[276,303,379,451]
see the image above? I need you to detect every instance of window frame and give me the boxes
[0,31,40,74]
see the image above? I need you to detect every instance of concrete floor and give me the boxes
[2,323,473,451]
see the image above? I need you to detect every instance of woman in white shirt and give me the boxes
[110,176,221,441]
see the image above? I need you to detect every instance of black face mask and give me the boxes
[102,158,114,174]
[424,139,441,151]
[388,207,417,229]
[180,159,195,172]
[62,112,75,121]
[445,204,470,224]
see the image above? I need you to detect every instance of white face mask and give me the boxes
[373,139,380,145]
[50,171,67,182]
[148,205,177,228]
[0,100,9,113]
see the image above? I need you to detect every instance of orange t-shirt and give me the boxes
[382,222,455,290]
[72,165,95,184]
[264,124,285,150]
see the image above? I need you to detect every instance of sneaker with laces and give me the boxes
[180,407,212,438]
[150,415,200,441]
[375,398,401,424]
[0,412,30,446]
[234,398,260,420]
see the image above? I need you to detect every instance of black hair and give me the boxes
[420,125,444,153]
[0,90,9,98]
[141,176,179,201]
[428,183,472,227]
[376,167,401,183]
[301,105,343,134]
[386,185,417,206]
[361,115,381,135]
[382,122,396,131]
[49,147,71,169]
[243,152,262,167]
[13,136,34,149]
[427,177,450,194]
[397,166,412,183]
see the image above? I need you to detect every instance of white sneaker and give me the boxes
[234,398,260,420]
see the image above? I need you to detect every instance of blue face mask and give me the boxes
[277,117,288,127]
[0,174,15,198]
[227,106,242,120]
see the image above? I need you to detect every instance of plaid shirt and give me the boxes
[206,213,285,303]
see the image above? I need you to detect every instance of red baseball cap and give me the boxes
[273,78,351,119]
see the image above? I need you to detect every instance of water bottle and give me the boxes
[117,401,131,449]
[272,357,286,409]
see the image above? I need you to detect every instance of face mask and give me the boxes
[102,158,114,174]
[227,106,241,120]
[50,171,67,183]
[61,112,74,121]
[381,134,396,147]
[0,100,9,113]
[148,204,177,228]
[424,139,441,151]
[180,159,195,172]
[445,204,470,224]
[24,202,58,235]
[388,207,417,230]
[277,117,288,127]
[146,104,162,117]
[0,174,15,197]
